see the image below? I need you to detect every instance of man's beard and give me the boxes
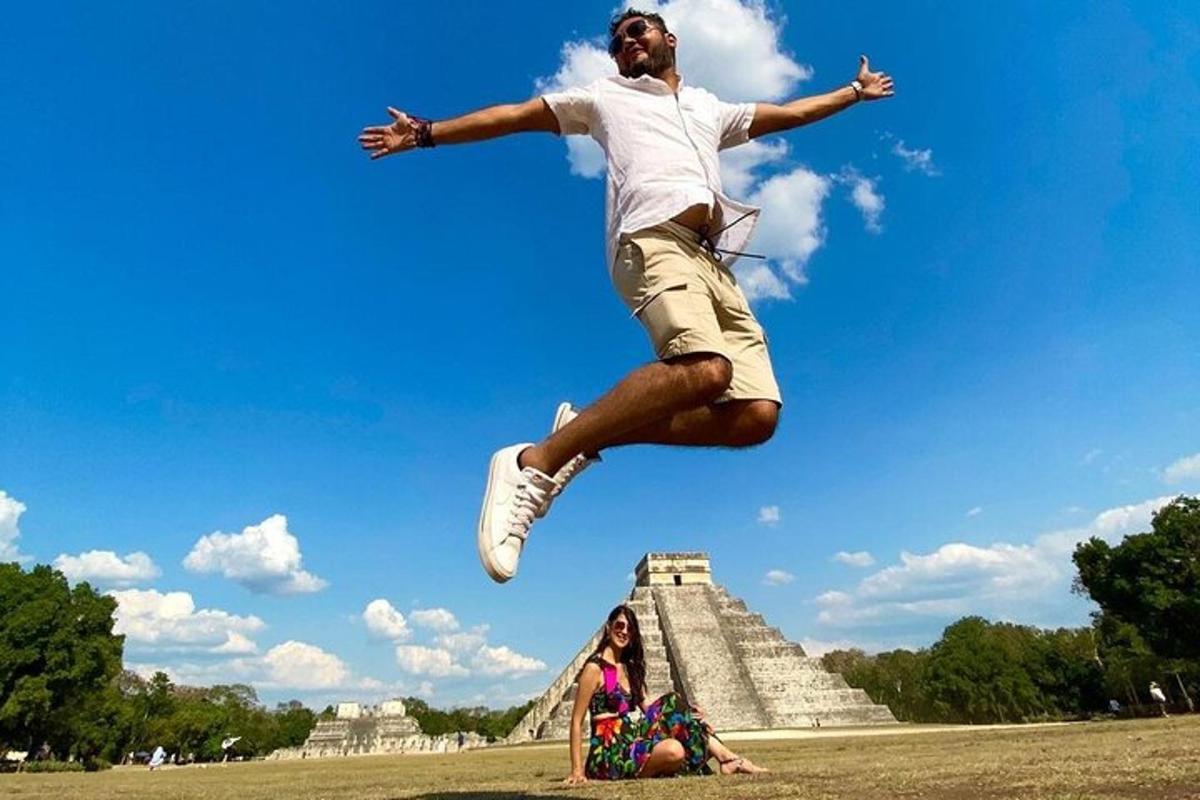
[621,40,674,79]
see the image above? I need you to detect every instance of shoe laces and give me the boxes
[553,454,591,493]
[507,472,552,541]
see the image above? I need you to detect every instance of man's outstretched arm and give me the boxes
[358,97,559,160]
[748,55,894,139]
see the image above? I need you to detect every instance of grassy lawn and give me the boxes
[4,716,1199,800]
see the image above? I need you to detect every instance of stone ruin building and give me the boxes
[270,699,485,759]
[507,552,896,742]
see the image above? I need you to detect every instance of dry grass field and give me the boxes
[4,717,1199,800]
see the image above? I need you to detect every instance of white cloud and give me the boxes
[762,568,794,586]
[211,633,258,655]
[814,494,1177,631]
[734,261,791,302]
[1164,452,1200,484]
[129,640,378,692]
[757,505,781,525]
[394,645,469,678]
[183,514,327,595]
[54,550,160,587]
[0,490,28,562]
[536,0,810,179]
[836,167,885,233]
[362,599,412,642]
[1086,496,1173,542]
[816,590,852,607]
[833,551,875,568]
[646,0,811,101]
[966,506,983,518]
[261,641,351,690]
[890,138,939,176]
[1082,448,1104,465]
[435,626,490,655]
[720,138,789,196]
[110,588,265,654]
[471,645,548,677]
[746,167,832,286]
[389,613,545,679]
[410,607,460,632]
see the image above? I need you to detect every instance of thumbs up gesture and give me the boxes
[856,55,895,100]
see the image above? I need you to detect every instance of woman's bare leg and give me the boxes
[707,736,768,774]
[637,739,686,778]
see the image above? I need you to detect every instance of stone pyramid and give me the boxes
[507,552,895,742]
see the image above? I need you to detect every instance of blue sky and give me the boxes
[3,0,1198,708]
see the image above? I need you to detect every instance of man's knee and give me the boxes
[739,400,779,446]
[676,353,733,402]
[696,355,729,400]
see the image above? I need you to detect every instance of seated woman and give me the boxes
[563,603,767,784]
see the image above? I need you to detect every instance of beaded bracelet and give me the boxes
[410,116,435,148]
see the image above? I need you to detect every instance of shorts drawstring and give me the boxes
[696,209,765,262]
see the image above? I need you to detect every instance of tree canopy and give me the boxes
[1073,495,1200,660]
[0,564,124,756]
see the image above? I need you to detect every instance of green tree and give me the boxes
[923,617,1043,723]
[0,564,124,757]
[273,704,316,748]
[1073,495,1200,660]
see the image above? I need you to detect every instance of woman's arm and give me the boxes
[564,663,601,785]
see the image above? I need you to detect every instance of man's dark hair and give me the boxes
[609,8,670,37]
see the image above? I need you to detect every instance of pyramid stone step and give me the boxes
[653,585,770,731]
[734,641,809,658]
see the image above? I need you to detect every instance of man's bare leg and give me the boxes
[597,399,779,450]
[518,354,778,477]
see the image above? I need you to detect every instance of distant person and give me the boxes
[358,8,894,584]
[1108,699,1121,715]
[148,746,166,770]
[1149,682,1169,716]
[562,604,766,784]
[457,731,466,751]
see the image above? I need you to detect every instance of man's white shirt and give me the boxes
[542,74,759,272]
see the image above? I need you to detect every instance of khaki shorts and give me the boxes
[612,221,782,405]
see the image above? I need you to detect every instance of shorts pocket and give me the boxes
[631,280,689,318]
[636,283,718,359]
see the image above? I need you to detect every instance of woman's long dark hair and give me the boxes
[593,604,646,708]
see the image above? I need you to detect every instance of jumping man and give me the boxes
[358,9,895,583]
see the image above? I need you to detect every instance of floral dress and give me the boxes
[583,656,713,780]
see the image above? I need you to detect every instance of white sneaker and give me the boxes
[477,443,558,583]
[536,403,601,517]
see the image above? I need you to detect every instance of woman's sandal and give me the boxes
[715,758,763,777]
[718,756,768,775]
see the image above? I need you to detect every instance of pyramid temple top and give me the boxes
[334,699,409,719]
[634,552,712,587]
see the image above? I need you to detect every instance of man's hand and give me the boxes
[358,107,418,160]
[856,55,895,100]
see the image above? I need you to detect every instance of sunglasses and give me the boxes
[609,18,655,57]
[610,620,631,634]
